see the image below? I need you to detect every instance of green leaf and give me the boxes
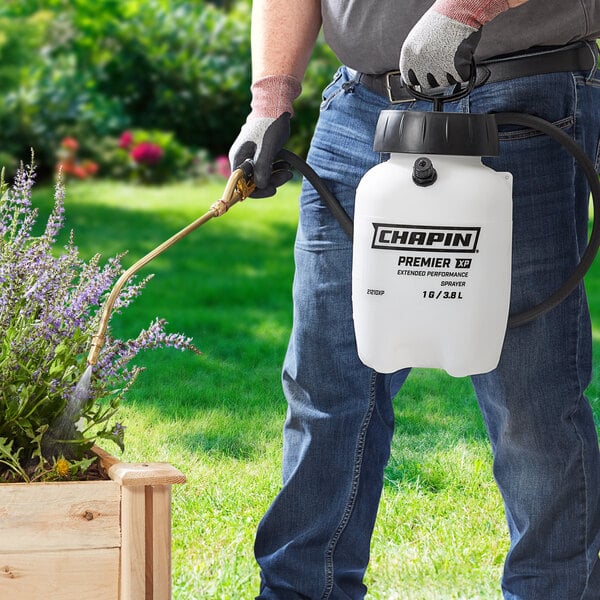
[0,436,29,482]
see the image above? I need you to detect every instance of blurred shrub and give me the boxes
[56,135,99,180]
[0,5,129,177]
[93,1,253,155]
[0,0,340,179]
[110,129,195,184]
[0,10,53,174]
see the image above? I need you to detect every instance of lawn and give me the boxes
[32,176,600,599]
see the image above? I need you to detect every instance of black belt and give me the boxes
[354,41,599,103]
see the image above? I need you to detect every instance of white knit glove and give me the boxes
[400,0,511,89]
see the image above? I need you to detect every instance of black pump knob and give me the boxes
[412,157,437,186]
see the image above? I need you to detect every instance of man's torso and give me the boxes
[321,0,600,73]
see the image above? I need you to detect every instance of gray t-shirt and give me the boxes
[321,0,600,74]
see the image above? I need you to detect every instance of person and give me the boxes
[229,1,600,598]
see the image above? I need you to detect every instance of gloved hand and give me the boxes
[229,74,302,198]
[400,0,513,89]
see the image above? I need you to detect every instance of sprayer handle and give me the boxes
[403,58,482,111]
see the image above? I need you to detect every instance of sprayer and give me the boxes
[352,108,513,376]
[277,77,600,378]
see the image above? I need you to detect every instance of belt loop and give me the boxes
[346,67,359,83]
[584,41,599,82]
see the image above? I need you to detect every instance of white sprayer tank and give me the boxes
[352,110,513,377]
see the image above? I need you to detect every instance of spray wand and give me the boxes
[86,161,255,369]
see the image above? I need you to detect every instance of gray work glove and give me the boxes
[400,0,511,89]
[229,75,302,198]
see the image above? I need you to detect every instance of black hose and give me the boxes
[277,148,354,240]
[495,113,600,328]
[277,113,600,328]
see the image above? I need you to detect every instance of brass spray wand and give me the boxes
[86,161,256,367]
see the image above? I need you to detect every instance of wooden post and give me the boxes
[147,485,173,600]
[107,460,185,600]
[120,486,146,599]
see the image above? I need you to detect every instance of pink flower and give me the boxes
[61,137,79,151]
[215,155,231,179]
[118,131,134,149]
[70,165,89,179]
[130,142,163,165]
[82,160,99,176]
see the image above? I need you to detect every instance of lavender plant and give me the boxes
[0,162,199,482]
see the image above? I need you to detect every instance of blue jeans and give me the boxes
[256,58,600,599]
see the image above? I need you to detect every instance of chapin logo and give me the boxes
[371,223,480,253]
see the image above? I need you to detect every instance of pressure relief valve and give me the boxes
[412,157,437,186]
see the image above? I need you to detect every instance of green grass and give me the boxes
[32,178,600,599]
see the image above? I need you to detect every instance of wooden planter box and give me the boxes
[0,446,185,600]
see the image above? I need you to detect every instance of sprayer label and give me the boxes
[371,223,480,253]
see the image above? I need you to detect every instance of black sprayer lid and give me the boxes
[373,110,499,157]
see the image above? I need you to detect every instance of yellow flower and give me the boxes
[55,457,71,478]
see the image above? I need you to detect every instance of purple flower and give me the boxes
[0,161,200,479]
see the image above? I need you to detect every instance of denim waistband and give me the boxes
[349,41,599,104]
